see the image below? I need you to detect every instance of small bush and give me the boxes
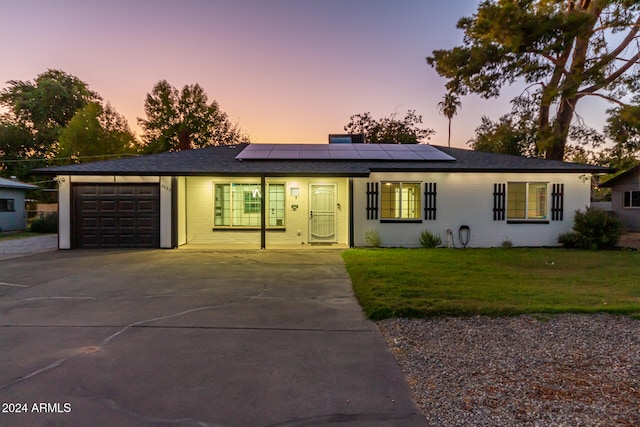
[419,230,442,248]
[558,232,580,248]
[558,206,623,250]
[364,230,381,247]
[30,213,58,233]
[501,239,513,249]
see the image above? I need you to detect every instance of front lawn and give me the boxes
[341,248,640,320]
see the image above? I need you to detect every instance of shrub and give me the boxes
[364,230,381,247]
[30,213,58,233]
[558,206,623,250]
[501,239,513,249]
[419,230,442,248]
[558,232,580,248]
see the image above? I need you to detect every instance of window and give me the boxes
[507,182,547,220]
[214,183,285,228]
[623,191,640,208]
[381,182,421,220]
[0,199,15,212]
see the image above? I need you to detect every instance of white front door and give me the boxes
[309,184,337,243]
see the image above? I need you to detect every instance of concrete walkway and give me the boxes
[0,234,58,260]
[0,249,426,426]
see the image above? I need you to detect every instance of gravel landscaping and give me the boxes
[379,314,640,426]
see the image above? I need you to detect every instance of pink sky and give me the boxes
[0,0,610,147]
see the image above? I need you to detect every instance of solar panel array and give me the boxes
[236,144,456,161]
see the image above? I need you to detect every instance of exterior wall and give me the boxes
[58,176,71,249]
[57,175,167,249]
[610,169,640,231]
[160,176,173,248]
[353,171,592,248]
[0,188,28,231]
[176,177,187,246]
[184,176,349,248]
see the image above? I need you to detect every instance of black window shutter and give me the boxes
[551,183,564,221]
[366,182,379,220]
[493,183,506,221]
[424,182,437,220]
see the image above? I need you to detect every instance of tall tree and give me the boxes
[138,80,249,153]
[427,0,640,160]
[0,69,99,179]
[437,93,461,147]
[343,110,434,143]
[58,102,139,163]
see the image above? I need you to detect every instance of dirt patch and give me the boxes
[618,232,640,250]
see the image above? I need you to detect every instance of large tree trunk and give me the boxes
[546,98,578,160]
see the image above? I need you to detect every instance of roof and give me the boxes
[598,163,640,188]
[0,177,39,190]
[33,143,613,177]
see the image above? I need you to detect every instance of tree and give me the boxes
[469,115,538,156]
[0,69,100,156]
[427,0,640,160]
[468,95,540,156]
[0,69,99,180]
[437,93,461,147]
[343,110,434,143]
[138,80,249,153]
[0,120,43,181]
[58,102,139,164]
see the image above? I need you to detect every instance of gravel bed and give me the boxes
[378,314,640,426]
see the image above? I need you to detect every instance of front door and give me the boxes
[309,184,337,243]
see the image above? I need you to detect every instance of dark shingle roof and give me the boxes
[0,177,39,190]
[598,164,640,188]
[33,143,612,176]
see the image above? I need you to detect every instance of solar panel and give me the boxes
[236,144,455,161]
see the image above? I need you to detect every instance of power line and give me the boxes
[0,153,140,163]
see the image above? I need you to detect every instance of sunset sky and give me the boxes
[0,0,609,148]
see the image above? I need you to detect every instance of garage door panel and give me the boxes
[99,186,117,196]
[118,200,135,212]
[73,184,160,249]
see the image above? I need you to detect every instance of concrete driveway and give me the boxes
[0,249,426,426]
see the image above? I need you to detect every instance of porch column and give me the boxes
[261,176,266,249]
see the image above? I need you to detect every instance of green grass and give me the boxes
[341,248,640,320]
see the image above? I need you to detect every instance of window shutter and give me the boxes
[551,183,564,221]
[424,182,437,220]
[493,183,506,221]
[366,182,379,220]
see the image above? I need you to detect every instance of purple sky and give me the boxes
[0,0,609,147]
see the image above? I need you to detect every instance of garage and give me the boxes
[72,184,160,248]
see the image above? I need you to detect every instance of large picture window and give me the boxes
[214,183,285,228]
[0,198,15,212]
[507,182,547,220]
[381,182,421,220]
[623,190,640,208]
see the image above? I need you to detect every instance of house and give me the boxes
[0,177,38,232]
[599,163,640,231]
[34,143,610,249]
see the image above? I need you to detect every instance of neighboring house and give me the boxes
[34,143,610,249]
[0,177,38,232]
[599,163,640,231]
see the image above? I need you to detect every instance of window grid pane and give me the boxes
[402,183,421,219]
[232,184,261,226]
[268,184,285,226]
[507,183,526,219]
[528,183,547,219]
[507,182,547,220]
[381,182,420,219]
[214,185,230,226]
[381,183,401,219]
